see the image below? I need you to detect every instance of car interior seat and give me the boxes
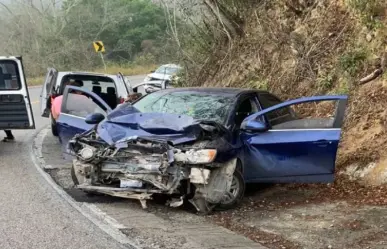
[92,86,102,96]
[235,99,252,127]
[106,87,117,109]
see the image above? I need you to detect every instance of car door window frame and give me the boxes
[60,86,112,120]
[257,92,296,128]
[0,60,22,91]
[242,95,348,131]
[231,94,261,130]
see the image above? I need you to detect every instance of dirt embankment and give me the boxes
[193,0,387,188]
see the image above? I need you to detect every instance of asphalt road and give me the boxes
[0,75,145,249]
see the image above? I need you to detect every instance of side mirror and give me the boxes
[85,113,105,125]
[241,119,268,132]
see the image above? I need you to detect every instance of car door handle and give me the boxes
[313,140,332,145]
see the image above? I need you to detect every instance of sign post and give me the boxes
[93,41,106,72]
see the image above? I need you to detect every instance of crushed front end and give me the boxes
[68,129,237,213]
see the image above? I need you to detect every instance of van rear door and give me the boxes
[0,56,35,129]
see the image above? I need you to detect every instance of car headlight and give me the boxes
[174,149,217,164]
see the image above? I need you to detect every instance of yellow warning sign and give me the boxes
[93,41,105,52]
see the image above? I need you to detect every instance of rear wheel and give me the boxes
[215,169,245,211]
[51,115,58,137]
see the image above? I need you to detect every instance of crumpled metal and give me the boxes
[97,103,203,146]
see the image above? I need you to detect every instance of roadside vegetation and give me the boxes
[0,0,175,82]
[164,0,387,183]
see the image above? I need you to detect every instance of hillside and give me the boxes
[176,0,387,187]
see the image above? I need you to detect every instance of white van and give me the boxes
[0,56,35,130]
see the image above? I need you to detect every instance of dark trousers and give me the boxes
[4,130,13,138]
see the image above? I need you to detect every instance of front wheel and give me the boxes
[215,169,245,211]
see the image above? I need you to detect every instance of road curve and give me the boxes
[0,75,145,249]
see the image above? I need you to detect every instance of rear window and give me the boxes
[0,60,21,91]
[60,75,116,95]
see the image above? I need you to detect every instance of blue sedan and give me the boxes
[58,86,347,213]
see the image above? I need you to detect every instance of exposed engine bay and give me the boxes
[68,122,237,213]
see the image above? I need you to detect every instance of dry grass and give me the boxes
[26,64,157,86]
[94,64,157,75]
[27,76,45,86]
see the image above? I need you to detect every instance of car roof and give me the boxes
[59,71,117,78]
[155,87,269,96]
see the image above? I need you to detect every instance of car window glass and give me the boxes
[60,75,118,109]
[60,75,116,95]
[133,91,233,124]
[258,93,293,126]
[0,60,21,90]
[266,101,337,129]
[63,91,106,118]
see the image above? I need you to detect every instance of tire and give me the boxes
[51,115,58,137]
[215,169,245,211]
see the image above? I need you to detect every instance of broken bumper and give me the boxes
[71,137,236,211]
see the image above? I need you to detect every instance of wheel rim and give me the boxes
[221,174,240,205]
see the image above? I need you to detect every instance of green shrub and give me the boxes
[317,72,336,91]
[339,49,368,76]
[348,0,384,29]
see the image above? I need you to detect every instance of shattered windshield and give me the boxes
[133,91,233,124]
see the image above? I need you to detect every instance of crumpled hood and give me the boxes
[97,103,203,146]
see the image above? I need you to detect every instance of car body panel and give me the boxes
[0,56,35,129]
[143,64,182,82]
[61,87,348,184]
[240,95,348,183]
[97,102,204,146]
[56,86,111,148]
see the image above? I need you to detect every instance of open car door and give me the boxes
[56,86,111,148]
[240,95,347,183]
[118,72,133,94]
[0,56,35,130]
[40,67,58,117]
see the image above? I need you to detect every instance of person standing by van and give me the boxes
[3,130,14,142]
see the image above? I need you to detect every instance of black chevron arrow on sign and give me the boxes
[95,42,103,52]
